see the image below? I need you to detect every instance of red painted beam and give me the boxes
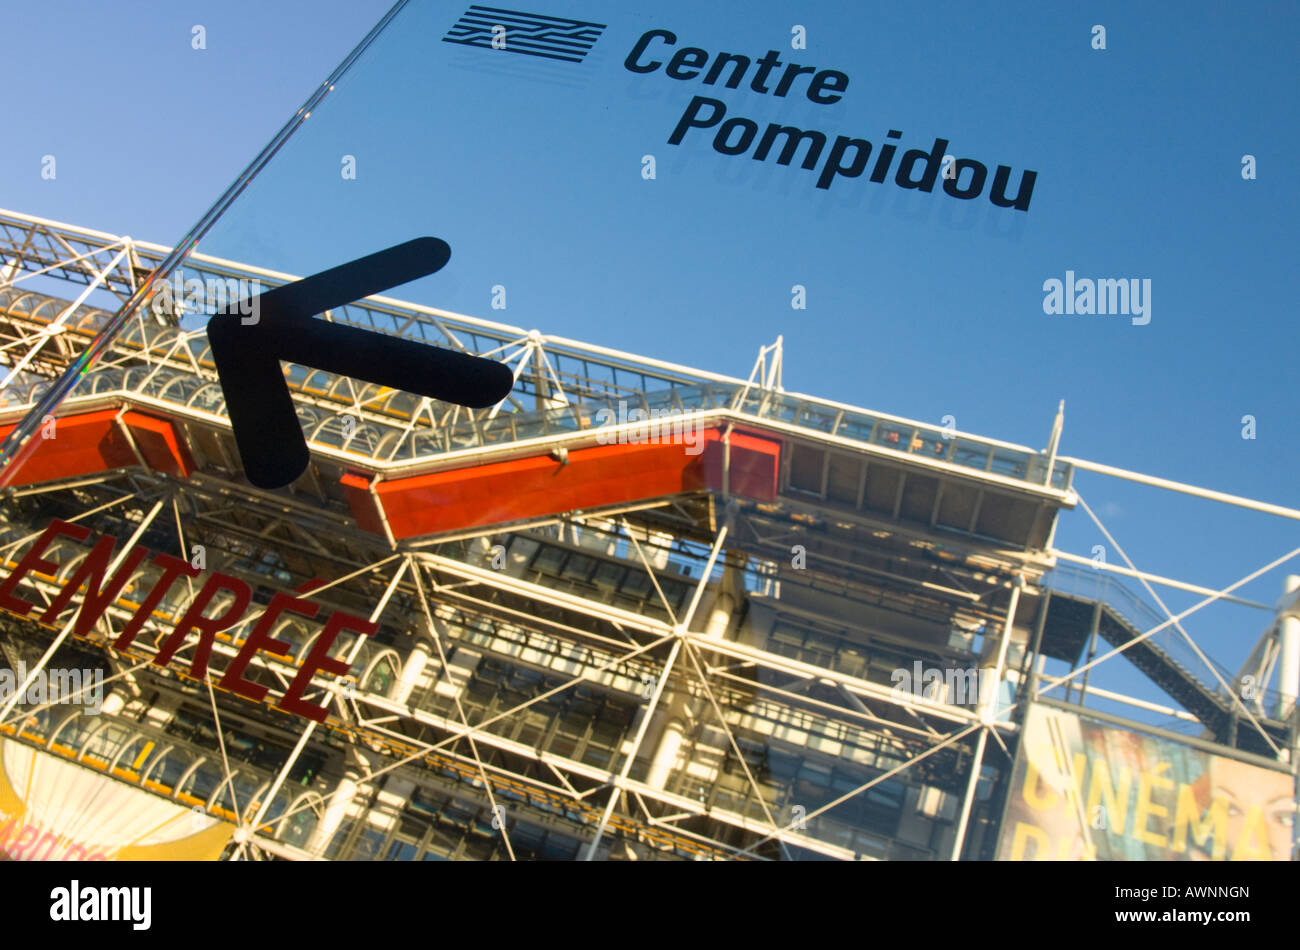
[701,428,782,502]
[119,411,195,479]
[343,427,780,540]
[0,403,779,542]
[0,409,195,487]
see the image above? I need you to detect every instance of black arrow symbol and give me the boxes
[207,238,513,489]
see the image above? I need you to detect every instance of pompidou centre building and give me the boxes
[0,2,1296,863]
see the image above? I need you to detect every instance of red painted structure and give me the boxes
[0,409,781,541]
[0,409,195,487]
[343,427,779,539]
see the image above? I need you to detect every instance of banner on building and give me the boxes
[997,704,1295,861]
[0,738,234,861]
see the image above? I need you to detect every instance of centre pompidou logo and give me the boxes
[442,5,607,63]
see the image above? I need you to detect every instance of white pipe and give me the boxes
[950,582,1021,860]
[702,592,734,639]
[1062,456,1300,522]
[646,718,685,791]
[392,639,430,706]
[948,727,987,861]
[1276,575,1300,721]
[307,770,359,857]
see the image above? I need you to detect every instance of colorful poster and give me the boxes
[997,705,1295,861]
[0,739,234,861]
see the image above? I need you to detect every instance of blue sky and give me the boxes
[3,0,1298,712]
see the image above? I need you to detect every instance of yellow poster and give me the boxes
[997,705,1295,861]
[0,738,234,861]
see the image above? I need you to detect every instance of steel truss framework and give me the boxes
[0,209,1296,862]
